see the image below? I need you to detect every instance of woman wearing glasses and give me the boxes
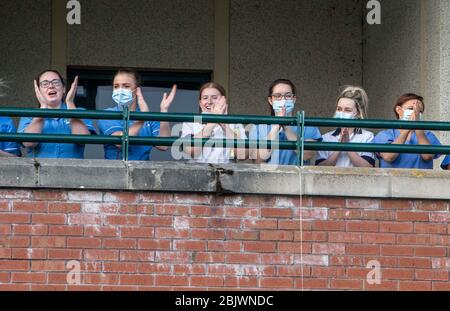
[0,79,21,157]
[316,86,375,168]
[180,82,247,164]
[249,79,321,166]
[18,70,96,158]
[97,68,175,160]
[373,93,441,169]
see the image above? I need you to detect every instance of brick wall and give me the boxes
[0,189,449,291]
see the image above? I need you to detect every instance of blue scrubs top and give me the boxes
[18,103,96,159]
[249,124,322,165]
[373,129,441,169]
[440,155,450,169]
[0,116,21,156]
[97,106,160,161]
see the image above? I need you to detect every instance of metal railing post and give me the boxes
[296,111,305,166]
[122,106,130,161]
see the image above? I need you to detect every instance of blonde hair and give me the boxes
[336,85,369,119]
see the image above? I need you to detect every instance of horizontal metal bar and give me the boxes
[0,108,122,120]
[305,117,450,131]
[0,133,122,145]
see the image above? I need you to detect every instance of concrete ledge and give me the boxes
[1,158,450,199]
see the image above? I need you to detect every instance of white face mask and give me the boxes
[334,111,355,119]
[401,109,414,121]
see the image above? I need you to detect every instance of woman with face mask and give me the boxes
[180,82,247,164]
[97,68,176,160]
[316,86,374,168]
[0,79,21,157]
[373,93,441,169]
[249,79,321,166]
[18,70,96,158]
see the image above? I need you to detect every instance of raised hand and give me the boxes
[34,80,48,109]
[66,76,78,108]
[160,84,177,113]
[136,87,149,112]
[212,96,228,115]
[340,128,350,143]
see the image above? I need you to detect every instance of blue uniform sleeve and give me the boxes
[149,121,160,137]
[2,118,21,156]
[17,117,33,134]
[441,155,450,169]
[426,131,442,159]
[304,126,322,141]
[98,119,123,136]
[373,130,394,144]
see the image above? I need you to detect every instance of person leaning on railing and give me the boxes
[249,79,322,165]
[316,86,374,168]
[372,93,441,169]
[181,82,247,164]
[0,78,21,157]
[18,70,96,158]
[97,68,175,160]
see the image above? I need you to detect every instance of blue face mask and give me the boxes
[273,100,295,114]
[112,88,134,109]
[334,111,356,119]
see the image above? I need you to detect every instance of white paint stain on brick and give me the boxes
[275,197,296,208]
[27,248,34,259]
[174,217,190,230]
[82,203,100,214]
[432,258,450,270]
[68,191,103,202]
[225,196,244,206]
[294,255,329,266]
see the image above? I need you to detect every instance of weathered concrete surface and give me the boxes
[1,158,450,199]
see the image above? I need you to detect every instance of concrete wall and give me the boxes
[229,0,363,116]
[0,0,52,109]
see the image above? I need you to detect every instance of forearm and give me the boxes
[415,131,434,161]
[0,150,17,157]
[317,152,340,166]
[70,119,90,135]
[256,126,281,162]
[348,152,373,167]
[23,118,45,147]
[184,123,217,157]
[380,132,409,162]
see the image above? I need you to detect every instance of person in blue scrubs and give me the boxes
[373,93,441,169]
[0,79,21,157]
[441,155,450,170]
[97,68,176,160]
[18,70,96,158]
[249,79,321,165]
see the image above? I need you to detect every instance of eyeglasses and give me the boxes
[39,79,63,88]
[271,93,295,100]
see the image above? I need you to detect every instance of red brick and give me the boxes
[241,241,276,253]
[31,285,67,291]
[226,230,258,241]
[105,215,138,226]
[260,277,293,289]
[414,223,447,234]
[398,258,431,269]
[224,277,258,288]
[49,225,83,236]
[278,242,311,253]
[330,255,362,266]
[31,261,66,272]
[383,268,414,280]
[69,214,101,225]
[261,254,293,265]
[155,275,189,286]
[155,204,189,215]
[433,283,450,291]
[139,193,165,203]
[312,243,345,255]
[381,199,413,210]
[296,231,327,242]
[120,274,154,286]
[13,224,48,235]
[67,237,101,248]
[346,244,380,255]
[209,218,241,228]
[156,251,190,263]
[328,232,361,243]
[313,221,346,231]
[362,233,396,244]
[296,208,328,220]
[12,272,46,283]
[328,209,362,220]
[84,226,118,237]
[103,238,137,249]
[103,262,138,273]
[346,199,380,209]
[191,229,225,240]
[363,256,399,268]
[331,279,362,290]
[173,240,206,251]
[173,264,206,275]
[414,247,447,257]
[346,221,379,232]
[103,192,139,203]
[242,219,277,230]
[361,210,396,221]
[0,213,30,224]
[120,250,155,262]
[67,191,103,202]
[32,214,66,225]
[225,253,259,264]
[381,246,414,256]
[0,260,29,271]
[208,265,240,275]
[0,201,9,212]
[138,239,171,250]
[346,267,370,278]
[414,201,448,211]
[260,230,293,241]
[294,255,329,266]
[82,203,120,214]
[0,248,11,259]
[415,269,449,281]
[155,228,189,239]
[295,278,328,289]
[261,208,293,218]
[191,276,224,287]
[397,211,430,222]
[278,266,311,277]
[31,236,65,248]
[191,205,224,217]
[12,248,46,259]
[277,219,303,230]
[84,273,119,285]
[84,250,119,261]
[13,202,47,212]
[399,281,431,291]
[67,285,102,291]
[364,281,398,291]
[429,212,450,222]
[207,241,241,252]
[0,190,31,199]
[33,190,68,201]
[0,284,30,291]
[312,197,345,208]
[48,203,81,213]
[0,224,10,234]
[396,234,431,245]
[380,221,413,233]
[225,207,258,218]
[138,263,171,274]
[140,216,173,227]
[120,227,154,238]
[48,249,82,260]
[0,236,29,247]
[0,272,10,283]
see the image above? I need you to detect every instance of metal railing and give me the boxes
[1,107,450,164]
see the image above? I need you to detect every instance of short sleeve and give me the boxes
[441,155,450,169]
[373,130,394,144]
[98,119,122,136]
[304,126,322,141]
[18,117,33,134]
[149,121,160,137]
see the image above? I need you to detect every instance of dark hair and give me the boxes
[394,93,424,119]
[198,82,226,99]
[35,70,65,87]
[114,68,142,87]
[267,79,297,116]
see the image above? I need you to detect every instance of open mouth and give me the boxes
[48,91,57,97]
